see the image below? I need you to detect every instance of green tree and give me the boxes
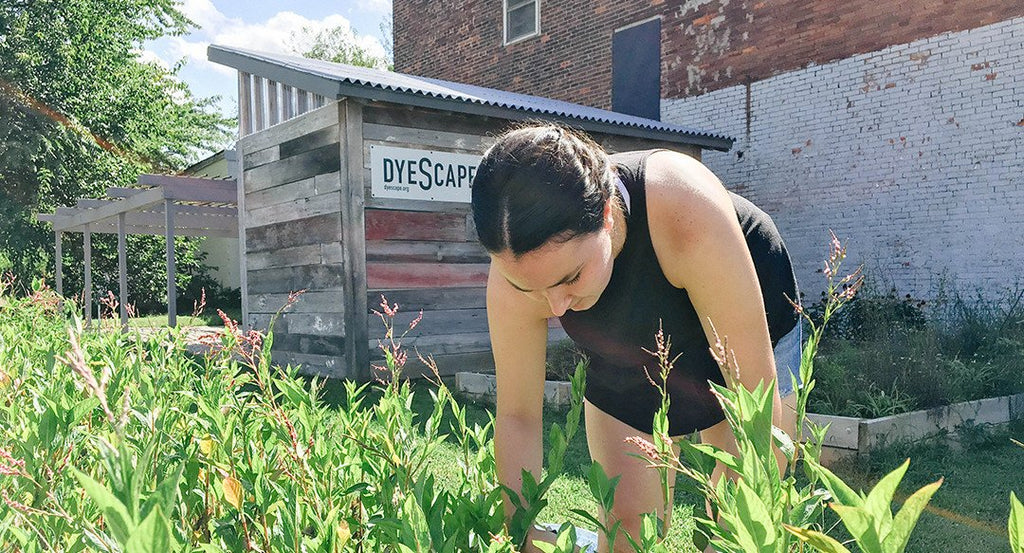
[0,0,232,308]
[289,21,392,70]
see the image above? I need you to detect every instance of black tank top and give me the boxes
[558,150,800,435]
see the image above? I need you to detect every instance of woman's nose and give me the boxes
[546,289,572,317]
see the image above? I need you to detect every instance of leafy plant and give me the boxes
[786,459,942,553]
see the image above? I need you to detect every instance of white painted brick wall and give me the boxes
[664,17,1024,304]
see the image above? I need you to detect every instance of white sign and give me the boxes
[370,145,483,203]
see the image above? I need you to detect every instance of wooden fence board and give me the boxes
[314,171,342,194]
[362,103,501,139]
[279,124,339,159]
[243,143,341,193]
[365,240,489,264]
[246,213,342,253]
[245,191,340,228]
[247,264,345,294]
[368,331,492,356]
[273,351,348,379]
[321,242,344,265]
[362,123,494,152]
[238,102,338,153]
[284,312,346,336]
[247,243,323,271]
[273,332,346,357]
[364,209,470,242]
[367,262,490,289]
[246,176,316,209]
[249,290,345,314]
[243,145,280,169]
[367,307,487,338]
[367,287,487,311]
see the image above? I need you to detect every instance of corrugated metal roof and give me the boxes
[208,45,734,151]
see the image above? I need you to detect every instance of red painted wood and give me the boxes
[365,209,468,241]
[367,262,489,289]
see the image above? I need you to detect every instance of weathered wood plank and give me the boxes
[280,125,339,159]
[246,213,342,253]
[367,307,487,338]
[243,144,341,193]
[273,332,346,356]
[367,287,487,311]
[247,264,344,294]
[283,312,346,336]
[238,101,338,153]
[340,100,370,381]
[274,351,348,380]
[367,262,489,289]
[315,171,342,194]
[246,176,316,210]
[364,209,471,242]
[368,331,492,356]
[363,103,504,139]
[362,123,494,152]
[245,191,340,228]
[249,290,345,314]
[364,195,471,213]
[247,243,323,271]
[365,240,489,264]
[321,242,344,265]
[397,351,495,379]
[243,145,279,170]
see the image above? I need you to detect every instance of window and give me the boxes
[504,0,539,44]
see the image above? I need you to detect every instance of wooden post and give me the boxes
[165,199,177,328]
[117,212,128,331]
[238,72,252,136]
[340,100,369,380]
[54,231,63,296]
[83,227,92,327]
[267,80,280,127]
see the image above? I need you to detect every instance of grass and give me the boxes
[828,420,1024,552]
[87,306,243,329]
[338,375,1021,553]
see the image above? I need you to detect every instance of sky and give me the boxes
[143,0,392,119]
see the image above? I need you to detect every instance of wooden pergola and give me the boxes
[36,174,238,329]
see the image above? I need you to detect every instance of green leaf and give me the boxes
[1010,492,1024,553]
[72,467,136,543]
[733,479,776,550]
[784,524,853,553]
[884,478,942,553]
[831,504,884,553]
[808,459,864,508]
[125,504,173,553]
[864,459,909,538]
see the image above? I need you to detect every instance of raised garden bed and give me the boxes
[454,371,1024,462]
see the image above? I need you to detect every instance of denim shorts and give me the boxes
[773,322,804,398]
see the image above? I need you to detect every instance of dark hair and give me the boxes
[471,123,614,256]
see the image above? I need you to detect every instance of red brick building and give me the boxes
[395,1,1024,301]
[395,0,1022,110]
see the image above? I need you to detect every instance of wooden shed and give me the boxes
[208,45,733,381]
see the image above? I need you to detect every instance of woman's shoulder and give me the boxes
[642,151,738,285]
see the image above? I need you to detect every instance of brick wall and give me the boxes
[662,18,1024,301]
[394,0,663,110]
[394,0,1024,106]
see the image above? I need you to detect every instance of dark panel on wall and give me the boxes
[612,18,661,120]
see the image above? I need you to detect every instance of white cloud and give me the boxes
[136,49,171,70]
[157,5,387,77]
